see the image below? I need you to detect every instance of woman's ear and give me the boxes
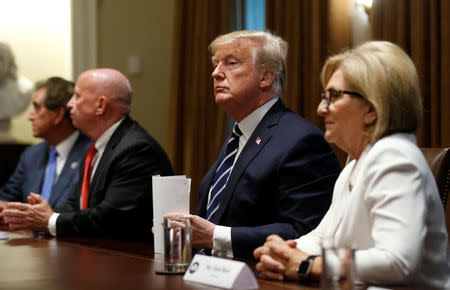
[364,104,377,126]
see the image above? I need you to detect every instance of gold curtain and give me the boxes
[168,0,229,212]
[265,0,351,166]
[371,0,450,147]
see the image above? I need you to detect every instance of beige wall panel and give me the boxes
[98,0,175,148]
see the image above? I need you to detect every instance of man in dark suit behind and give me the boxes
[0,77,91,211]
[1,68,173,240]
[166,31,340,259]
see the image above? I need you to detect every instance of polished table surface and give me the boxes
[0,231,317,289]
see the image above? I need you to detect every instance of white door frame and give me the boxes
[71,0,98,78]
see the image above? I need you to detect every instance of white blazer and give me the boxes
[296,133,450,288]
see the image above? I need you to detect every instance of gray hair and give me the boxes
[35,77,74,119]
[209,30,288,97]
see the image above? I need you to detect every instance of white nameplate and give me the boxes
[0,232,9,240]
[183,254,258,289]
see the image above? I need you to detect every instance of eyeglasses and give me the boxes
[321,89,365,107]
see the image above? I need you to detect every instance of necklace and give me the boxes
[347,159,358,192]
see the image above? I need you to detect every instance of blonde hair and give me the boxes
[321,41,423,142]
[209,30,288,97]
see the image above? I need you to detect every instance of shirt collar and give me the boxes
[94,117,125,155]
[237,97,278,139]
[55,130,79,159]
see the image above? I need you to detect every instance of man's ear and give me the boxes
[53,107,66,125]
[96,96,108,115]
[260,71,275,89]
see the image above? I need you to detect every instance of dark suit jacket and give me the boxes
[56,116,173,240]
[198,99,340,258]
[0,132,91,209]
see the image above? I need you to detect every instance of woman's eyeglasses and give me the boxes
[321,89,365,107]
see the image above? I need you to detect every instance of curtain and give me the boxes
[168,0,229,212]
[266,0,351,166]
[371,0,450,148]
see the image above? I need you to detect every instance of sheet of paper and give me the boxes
[152,175,190,254]
[0,232,9,240]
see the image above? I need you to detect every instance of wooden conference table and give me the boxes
[0,231,317,289]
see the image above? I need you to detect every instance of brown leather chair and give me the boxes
[420,148,450,238]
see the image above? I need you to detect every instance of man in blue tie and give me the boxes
[0,77,91,215]
[1,69,173,240]
[165,31,341,259]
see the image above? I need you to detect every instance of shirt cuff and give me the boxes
[211,225,233,257]
[47,213,60,236]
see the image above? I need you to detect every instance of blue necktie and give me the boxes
[41,148,58,201]
[206,124,242,223]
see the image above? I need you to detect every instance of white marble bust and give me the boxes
[0,42,33,143]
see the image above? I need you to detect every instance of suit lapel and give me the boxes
[48,134,88,207]
[33,143,51,198]
[213,99,285,223]
[197,147,225,216]
[88,116,132,205]
[327,156,364,237]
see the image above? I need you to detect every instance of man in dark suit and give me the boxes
[0,77,91,211]
[1,68,173,240]
[166,31,340,259]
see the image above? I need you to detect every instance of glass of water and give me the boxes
[321,237,355,290]
[163,216,192,274]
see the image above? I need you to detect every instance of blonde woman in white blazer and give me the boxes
[254,41,450,289]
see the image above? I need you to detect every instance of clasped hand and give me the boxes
[0,193,53,232]
[254,234,310,281]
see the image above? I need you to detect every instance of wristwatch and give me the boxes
[297,255,318,280]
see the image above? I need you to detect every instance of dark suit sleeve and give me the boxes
[55,141,171,240]
[0,152,28,202]
[230,132,340,259]
[55,179,82,213]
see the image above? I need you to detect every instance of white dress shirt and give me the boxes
[295,133,450,288]
[53,130,80,181]
[89,118,124,181]
[48,118,125,236]
[212,97,278,257]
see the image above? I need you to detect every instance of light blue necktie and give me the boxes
[40,148,58,201]
[206,124,242,223]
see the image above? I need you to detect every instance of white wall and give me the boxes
[0,0,72,144]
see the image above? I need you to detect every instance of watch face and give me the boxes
[298,259,311,275]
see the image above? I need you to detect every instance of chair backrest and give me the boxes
[0,143,30,187]
[420,148,450,239]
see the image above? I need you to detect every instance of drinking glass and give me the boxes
[321,237,355,290]
[163,216,192,273]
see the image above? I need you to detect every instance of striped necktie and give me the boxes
[206,124,242,223]
[41,147,58,201]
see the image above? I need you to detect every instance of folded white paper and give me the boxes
[183,255,258,289]
[0,232,9,240]
[152,175,191,254]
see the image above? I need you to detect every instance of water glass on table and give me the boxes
[321,237,355,290]
[163,216,192,274]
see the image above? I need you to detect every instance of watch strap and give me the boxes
[297,255,318,281]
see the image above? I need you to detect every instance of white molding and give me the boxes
[71,0,98,79]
